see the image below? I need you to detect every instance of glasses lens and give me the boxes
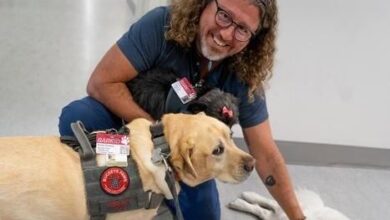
[216,10,231,27]
[215,6,252,42]
[235,26,251,41]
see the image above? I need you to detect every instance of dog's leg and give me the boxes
[127,119,173,199]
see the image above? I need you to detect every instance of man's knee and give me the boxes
[59,98,93,136]
[167,180,220,220]
[58,97,120,136]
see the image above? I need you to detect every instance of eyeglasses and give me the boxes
[214,0,256,42]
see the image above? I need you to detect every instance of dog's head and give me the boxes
[187,88,239,128]
[162,113,255,187]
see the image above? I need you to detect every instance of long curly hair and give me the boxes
[165,0,278,98]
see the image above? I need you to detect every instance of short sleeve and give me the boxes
[238,92,269,128]
[116,7,169,72]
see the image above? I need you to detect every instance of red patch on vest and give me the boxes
[100,167,129,195]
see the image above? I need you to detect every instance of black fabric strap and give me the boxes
[165,169,184,220]
[150,122,170,155]
[71,121,95,161]
[150,122,183,220]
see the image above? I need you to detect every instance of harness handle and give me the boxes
[71,121,95,161]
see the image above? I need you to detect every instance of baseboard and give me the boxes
[233,138,390,170]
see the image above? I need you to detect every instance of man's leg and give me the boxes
[165,180,220,220]
[58,96,123,136]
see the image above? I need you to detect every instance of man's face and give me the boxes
[196,0,261,61]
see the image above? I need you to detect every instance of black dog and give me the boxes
[126,68,239,127]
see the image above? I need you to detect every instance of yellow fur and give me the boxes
[0,113,254,219]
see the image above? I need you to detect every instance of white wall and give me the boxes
[0,0,169,137]
[127,0,169,19]
[1,0,388,150]
[265,0,390,149]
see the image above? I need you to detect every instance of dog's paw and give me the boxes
[229,190,351,220]
[240,191,278,212]
[228,198,251,211]
[228,193,278,220]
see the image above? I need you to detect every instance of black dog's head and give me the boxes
[127,68,239,127]
[126,68,177,120]
[187,89,239,127]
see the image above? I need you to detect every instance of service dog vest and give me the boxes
[61,121,164,220]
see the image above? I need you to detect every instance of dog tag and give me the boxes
[171,77,197,104]
[96,133,129,167]
[96,133,129,155]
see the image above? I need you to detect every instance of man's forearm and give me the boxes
[255,148,305,220]
[88,82,153,122]
[243,122,305,220]
[86,44,153,123]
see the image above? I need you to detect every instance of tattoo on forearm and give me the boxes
[265,175,276,186]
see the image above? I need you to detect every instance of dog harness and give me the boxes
[149,121,184,220]
[61,121,170,220]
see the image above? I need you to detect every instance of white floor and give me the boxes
[219,164,390,220]
[1,1,389,220]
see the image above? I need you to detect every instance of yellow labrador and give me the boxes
[0,113,254,220]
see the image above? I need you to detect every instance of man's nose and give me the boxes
[219,25,235,42]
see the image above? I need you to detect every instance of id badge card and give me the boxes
[171,77,197,104]
[96,133,129,167]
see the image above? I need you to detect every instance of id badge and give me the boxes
[171,77,197,104]
[96,133,129,167]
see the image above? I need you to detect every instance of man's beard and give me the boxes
[199,35,229,61]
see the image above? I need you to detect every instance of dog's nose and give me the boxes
[243,157,255,172]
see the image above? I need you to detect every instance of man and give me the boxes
[59,0,306,219]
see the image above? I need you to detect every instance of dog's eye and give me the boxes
[212,145,224,156]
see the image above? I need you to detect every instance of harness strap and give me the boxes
[71,121,95,161]
[150,122,184,220]
[164,159,184,220]
[150,122,170,155]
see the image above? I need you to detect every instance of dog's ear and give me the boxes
[187,102,208,114]
[182,147,198,179]
[170,138,199,179]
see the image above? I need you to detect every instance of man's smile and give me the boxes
[212,34,228,47]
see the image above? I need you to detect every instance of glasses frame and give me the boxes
[214,0,256,42]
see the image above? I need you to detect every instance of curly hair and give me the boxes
[166,0,278,99]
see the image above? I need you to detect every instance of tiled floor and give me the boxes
[1,1,389,220]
